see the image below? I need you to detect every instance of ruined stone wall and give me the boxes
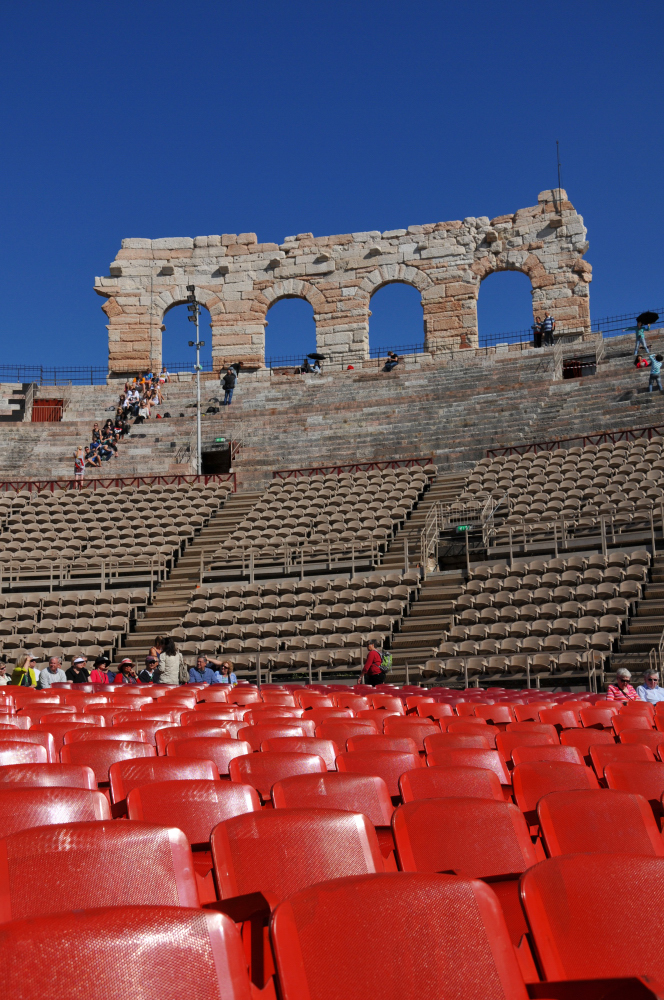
[95,188,591,376]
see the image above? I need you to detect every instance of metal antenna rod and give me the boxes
[556,140,564,211]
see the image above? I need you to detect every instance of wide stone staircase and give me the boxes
[381,472,466,571]
[115,488,262,663]
[387,570,465,678]
[613,554,664,674]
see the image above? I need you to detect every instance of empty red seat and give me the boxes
[425,748,510,788]
[505,722,559,739]
[589,742,655,778]
[393,797,537,946]
[424,732,494,751]
[0,820,199,922]
[369,696,405,714]
[303,709,353,726]
[128,779,260,843]
[316,719,378,742]
[237,723,312,751]
[355,709,400,727]
[538,788,664,856]
[474,704,516,726]
[271,772,393,827]
[271,872,529,1000]
[243,708,302,725]
[198,688,232,703]
[495,731,557,764]
[261,737,339,770]
[613,714,652,735]
[155,724,230,755]
[399,765,504,803]
[211,809,383,901]
[620,729,664,753]
[60,739,156,784]
[0,786,110,838]
[63,725,150,745]
[382,717,439,751]
[296,693,334,710]
[182,708,242,723]
[0,906,252,1000]
[260,691,297,707]
[538,708,579,729]
[346,734,419,754]
[0,762,96,789]
[510,745,585,766]
[229,752,326,801]
[0,730,57,763]
[579,706,619,729]
[513,703,555,722]
[114,710,179,725]
[109,756,218,808]
[0,742,47,765]
[446,720,499,747]
[559,727,615,762]
[511,761,599,826]
[521,854,664,983]
[166,737,252,776]
[336,750,423,797]
[604,762,664,819]
[416,702,454,721]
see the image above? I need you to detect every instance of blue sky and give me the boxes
[0,1,661,368]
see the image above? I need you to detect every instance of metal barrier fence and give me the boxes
[273,457,434,479]
[0,472,237,493]
[486,423,664,458]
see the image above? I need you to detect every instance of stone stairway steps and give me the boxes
[387,570,465,668]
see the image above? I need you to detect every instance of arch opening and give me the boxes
[477,269,535,347]
[368,282,424,358]
[265,296,316,367]
[161,302,213,372]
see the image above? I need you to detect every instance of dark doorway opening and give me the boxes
[201,445,231,474]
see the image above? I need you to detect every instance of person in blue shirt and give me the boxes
[624,321,650,357]
[647,354,664,393]
[189,655,224,684]
[637,670,664,704]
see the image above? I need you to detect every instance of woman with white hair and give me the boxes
[637,670,664,704]
[606,667,637,701]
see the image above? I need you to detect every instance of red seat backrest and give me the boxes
[393,798,537,877]
[495,731,557,763]
[0,730,57,763]
[416,702,454,720]
[0,742,48,766]
[346,734,419,755]
[271,872,529,1000]
[336,750,423,796]
[424,732,494,751]
[399,765,504,803]
[229,751,326,800]
[109,756,218,805]
[505,722,559,739]
[382,718,440,751]
[0,762,96,789]
[127,779,260,845]
[619,729,664,752]
[0,786,109,838]
[521,854,664,983]
[604,762,664,819]
[613,714,652,735]
[261,737,339,770]
[63,726,149,745]
[538,708,579,729]
[589,742,655,778]
[425,747,510,786]
[60,740,156,784]
[369,696,405,715]
[538,788,664,856]
[445,720,499,747]
[210,808,383,901]
[316,720,378,741]
[155,725,231,755]
[579,707,619,729]
[166,738,252,776]
[474,704,516,725]
[510,745,584,766]
[271,772,393,827]
[198,688,232,704]
[512,761,599,817]
[237,724,311,752]
[0,820,199,922]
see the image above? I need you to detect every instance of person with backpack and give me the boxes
[360,641,386,687]
[647,354,664,393]
[222,368,236,406]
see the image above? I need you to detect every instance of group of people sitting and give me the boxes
[0,638,238,687]
[74,418,127,475]
[628,322,664,394]
[607,667,664,703]
[119,370,169,424]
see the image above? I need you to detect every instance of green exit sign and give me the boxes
[215,437,226,443]
[456,525,471,532]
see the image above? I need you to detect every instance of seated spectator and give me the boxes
[139,656,160,684]
[0,661,9,685]
[85,443,102,468]
[115,658,139,684]
[607,667,638,701]
[218,660,237,686]
[11,653,39,687]
[301,358,312,374]
[89,656,112,685]
[637,670,664,703]
[38,656,67,689]
[66,656,90,684]
[189,655,224,685]
[159,366,170,383]
[383,351,401,372]
[91,422,102,443]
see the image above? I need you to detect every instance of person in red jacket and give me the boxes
[361,642,384,687]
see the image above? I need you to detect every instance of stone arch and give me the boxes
[363,272,431,354]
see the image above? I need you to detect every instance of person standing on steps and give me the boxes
[541,312,555,347]
[360,641,384,687]
[222,367,236,406]
[158,636,188,685]
[647,354,664,393]
[624,320,650,357]
[532,316,543,349]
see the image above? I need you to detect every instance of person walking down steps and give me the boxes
[647,354,664,393]
[624,320,650,357]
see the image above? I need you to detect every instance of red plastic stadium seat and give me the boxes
[128,779,260,845]
[114,710,179,725]
[0,906,253,1000]
[0,742,47,765]
[155,724,231,755]
[579,706,619,729]
[495,731,557,764]
[346,734,419,754]
[271,873,529,1000]
[537,788,664,856]
[620,729,664,753]
[505,722,560,740]
[271,772,393,828]
[198,688,232,703]
[510,745,585,766]
[188,719,248,737]
[589,741,655,778]
[295,693,334,711]
[336,750,423,797]
[109,756,218,808]
[261,737,339,770]
[393,797,537,946]
[424,732,494,750]
[399,765,504,803]
[60,739,156,784]
[167,737,253,776]
[183,708,243,723]
[237,723,312,751]
[0,730,57,763]
[521,854,664,983]
[0,820,199,922]
[369,696,405,714]
[63,726,150,745]
[315,719,380,741]
[559,727,615,763]
[211,809,383,903]
[303,709,353,727]
[243,708,303,726]
[332,694,370,712]
[511,761,599,826]
[446,720,499,747]
[538,708,579,730]
[604,762,664,820]
[416,702,454,721]
[474,704,517,726]
[0,786,110,838]
[260,691,297,707]
[514,703,555,722]
[229,751,326,801]
[382,717,439,751]
[425,748,510,788]
[0,762,96,789]
[613,714,652,735]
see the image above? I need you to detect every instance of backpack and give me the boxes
[380,652,392,674]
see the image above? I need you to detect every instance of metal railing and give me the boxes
[0,472,237,494]
[273,457,434,479]
[0,553,169,599]
[486,422,664,458]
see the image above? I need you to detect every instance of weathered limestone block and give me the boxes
[98,190,591,375]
